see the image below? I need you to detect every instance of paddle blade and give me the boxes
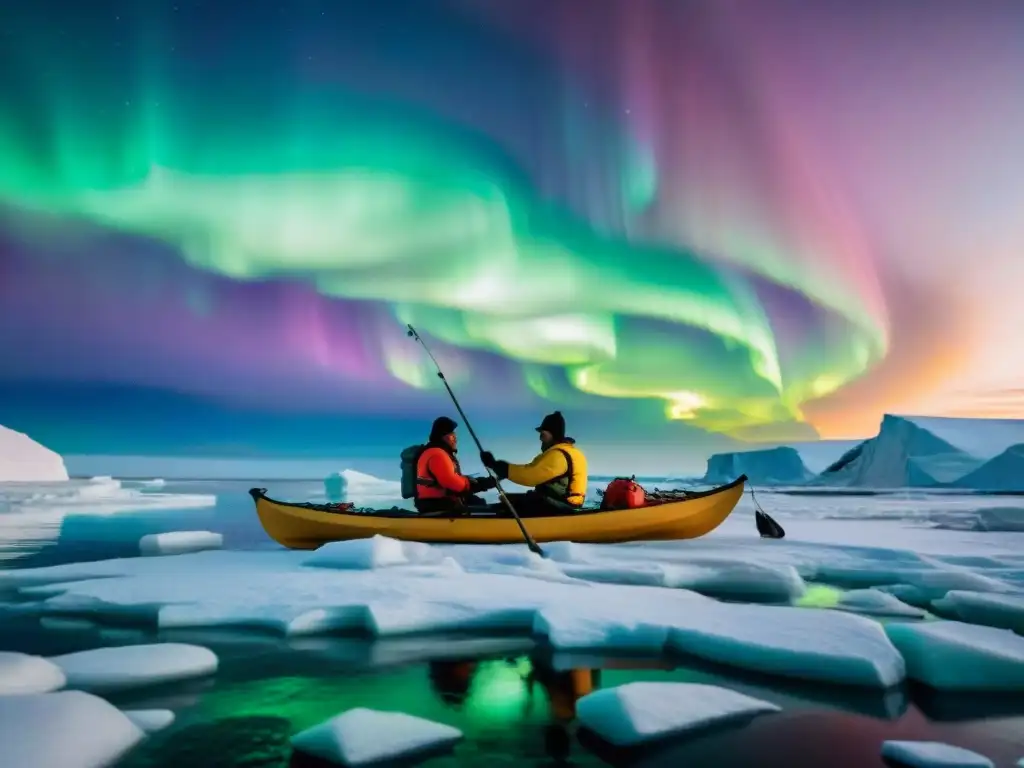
[756,509,786,539]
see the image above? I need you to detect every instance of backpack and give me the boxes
[399,444,426,499]
[600,476,647,510]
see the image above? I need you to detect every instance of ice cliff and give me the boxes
[702,446,812,486]
[0,424,69,483]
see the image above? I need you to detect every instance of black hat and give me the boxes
[535,410,565,440]
[429,416,458,442]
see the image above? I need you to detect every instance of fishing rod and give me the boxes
[407,324,545,557]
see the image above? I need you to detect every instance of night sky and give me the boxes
[1,0,1022,471]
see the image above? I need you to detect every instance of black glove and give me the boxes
[480,451,497,469]
[468,475,497,494]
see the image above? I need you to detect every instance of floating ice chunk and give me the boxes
[667,604,906,688]
[880,740,994,768]
[534,609,670,654]
[576,682,780,747]
[0,691,145,768]
[50,643,218,692]
[0,652,66,694]
[290,707,462,766]
[836,589,927,618]
[123,709,175,733]
[663,560,806,602]
[937,591,1024,634]
[885,621,1024,691]
[139,531,223,556]
[304,535,434,570]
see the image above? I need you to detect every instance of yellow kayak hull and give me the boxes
[249,475,747,549]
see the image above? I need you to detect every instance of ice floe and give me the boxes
[290,707,462,766]
[0,651,66,694]
[936,590,1024,633]
[49,643,218,692]
[835,589,928,618]
[880,740,994,768]
[576,681,779,747]
[884,621,1024,691]
[139,530,223,556]
[0,690,145,768]
[123,709,176,733]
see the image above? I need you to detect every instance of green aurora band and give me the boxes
[0,82,887,437]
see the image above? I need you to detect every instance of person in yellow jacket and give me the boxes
[480,410,588,515]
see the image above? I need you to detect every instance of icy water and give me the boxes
[2,477,1024,767]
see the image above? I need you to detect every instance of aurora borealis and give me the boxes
[1,0,1023,468]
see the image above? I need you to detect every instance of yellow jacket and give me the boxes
[506,440,588,506]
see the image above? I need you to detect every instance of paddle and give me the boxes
[749,484,786,539]
[406,324,546,557]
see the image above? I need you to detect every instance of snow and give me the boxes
[936,591,1024,633]
[0,651,67,694]
[0,424,69,483]
[884,620,1024,691]
[139,530,223,556]
[703,446,811,486]
[575,682,780,747]
[290,707,462,766]
[123,709,175,733]
[0,690,145,768]
[49,643,219,692]
[880,740,994,768]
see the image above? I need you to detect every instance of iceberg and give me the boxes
[576,682,779,747]
[702,446,812,486]
[0,424,68,483]
[812,415,982,488]
[951,444,1024,492]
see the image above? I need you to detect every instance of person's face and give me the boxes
[443,432,457,450]
[539,429,553,448]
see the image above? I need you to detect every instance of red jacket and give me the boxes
[416,445,471,499]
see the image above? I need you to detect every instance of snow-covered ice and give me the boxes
[880,740,994,768]
[123,709,175,733]
[290,707,462,766]
[576,682,779,747]
[885,621,1024,691]
[0,423,69,483]
[139,530,223,556]
[0,651,66,694]
[49,643,218,692]
[0,691,145,768]
[304,535,434,570]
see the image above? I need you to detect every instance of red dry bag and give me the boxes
[601,476,647,510]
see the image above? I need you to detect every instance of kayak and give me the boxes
[249,474,747,549]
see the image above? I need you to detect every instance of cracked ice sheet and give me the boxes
[0,543,907,689]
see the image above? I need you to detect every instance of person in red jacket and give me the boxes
[415,416,496,514]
